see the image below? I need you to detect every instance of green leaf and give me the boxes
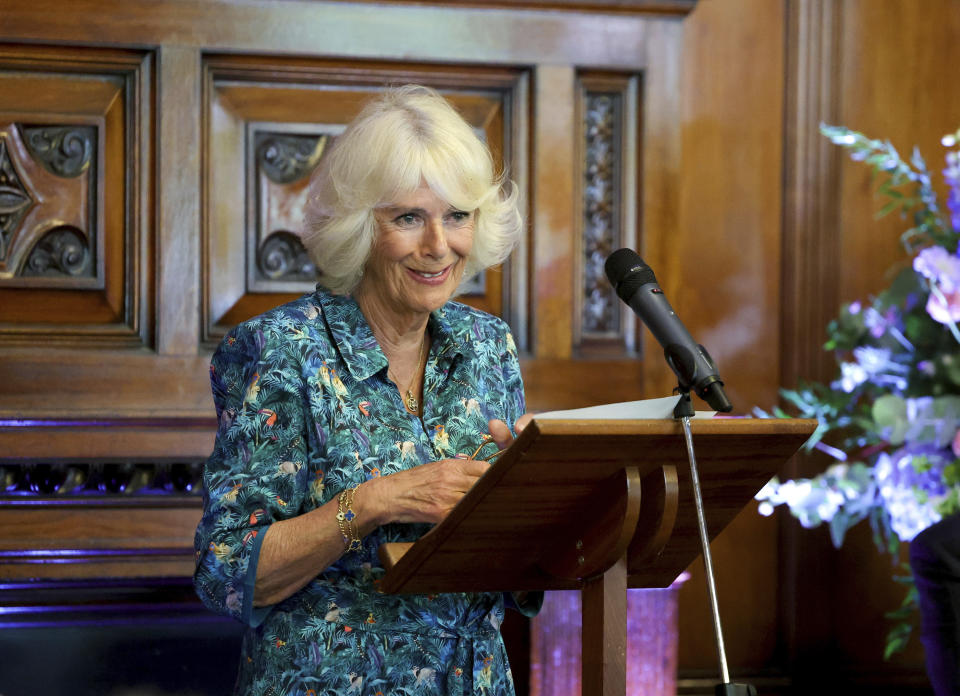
[877,199,903,218]
[872,394,908,444]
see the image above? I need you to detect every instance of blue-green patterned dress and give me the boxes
[194,288,536,696]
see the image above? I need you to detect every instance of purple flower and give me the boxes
[863,306,898,338]
[944,149,960,232]
[874,443,954,540]
[914,246,960,325]
[914,246,960,290]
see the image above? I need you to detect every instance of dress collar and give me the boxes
[315,288,469,382]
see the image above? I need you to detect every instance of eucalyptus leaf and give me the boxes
[873,394,909,444]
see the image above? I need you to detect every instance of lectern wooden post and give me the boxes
[378,417,816,696]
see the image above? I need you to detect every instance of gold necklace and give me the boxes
[388,333,427,415]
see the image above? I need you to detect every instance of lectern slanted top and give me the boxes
[379,417,815,594]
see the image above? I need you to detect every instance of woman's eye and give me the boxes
[448,211,471,224]
[394,213,419,226]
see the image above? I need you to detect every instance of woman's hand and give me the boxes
[360,457,491,526]
[487,413,534,451]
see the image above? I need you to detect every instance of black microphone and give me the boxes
[604,248,732,412]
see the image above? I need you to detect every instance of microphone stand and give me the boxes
[673,389,757,696]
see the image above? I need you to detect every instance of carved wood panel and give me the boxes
[203,56,529,344]
[0,45,152,348]
[0,124,96,282]
[576,71,641,353]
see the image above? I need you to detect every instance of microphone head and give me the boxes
[604,248,658,302]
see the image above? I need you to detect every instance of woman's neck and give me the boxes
[353,284,429,359]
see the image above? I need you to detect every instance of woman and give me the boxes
[194,85,537,696]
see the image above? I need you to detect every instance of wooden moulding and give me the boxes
[0,417,216,461]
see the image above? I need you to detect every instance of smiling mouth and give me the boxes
[408,265,452,281]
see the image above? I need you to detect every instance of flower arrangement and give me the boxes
[755,123,960,656]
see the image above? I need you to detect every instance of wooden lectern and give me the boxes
[379,417,816,696]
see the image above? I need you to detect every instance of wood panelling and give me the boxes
[780,0,844,389]
[158,47,201,356]
[0,45,152,348]
[4,0,957,694]
[380,0,696,14]
[675,0,786,678]
[0,5,689,421]
[0,420,214,461]
[0,123,97,284]
[837,0,960,305]
[532,65,576,359]
[575,72,641,352]
[0,503,200,580]
[0,1,686,67]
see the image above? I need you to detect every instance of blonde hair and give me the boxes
[302,85,522,294]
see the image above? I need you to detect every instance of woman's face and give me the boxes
[363,184,475,317]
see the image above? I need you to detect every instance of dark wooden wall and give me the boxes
[1,0,959,693]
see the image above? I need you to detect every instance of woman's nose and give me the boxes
[422,217,449,257]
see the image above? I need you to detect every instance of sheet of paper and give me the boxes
[534,395,716,420]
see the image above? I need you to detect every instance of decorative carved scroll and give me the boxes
[22,126,95,179]
[0,137,35,263]
[257,230,315,282]
[582,92,622,336]
[0,123,97,282]
[256,133,327,185]
[21,226,92,277]
[247,130,330,291]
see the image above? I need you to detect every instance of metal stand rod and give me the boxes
[680,414,731,684]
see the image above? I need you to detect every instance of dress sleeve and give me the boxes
[193,322,310,627]
[498,325,526,436]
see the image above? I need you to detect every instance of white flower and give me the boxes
[835,362,868,393]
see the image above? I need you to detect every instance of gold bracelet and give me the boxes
[336,484,362,552]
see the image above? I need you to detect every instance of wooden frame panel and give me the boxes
[202,56,530,343]
[574,71,642,354]
[0,44,153,349]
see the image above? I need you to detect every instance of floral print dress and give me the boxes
[194,288,535,696]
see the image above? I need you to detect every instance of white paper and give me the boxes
[534,395,716,420]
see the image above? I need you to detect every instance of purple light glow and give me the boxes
[0,548,192,560]
[0,602,201,615]
[0,418,216,428]
[530,584,684,696]
[0,614,229,630]
[0,420,94,427]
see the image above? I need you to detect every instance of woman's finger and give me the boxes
[487,418,513,450]
[488,413,534,450]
